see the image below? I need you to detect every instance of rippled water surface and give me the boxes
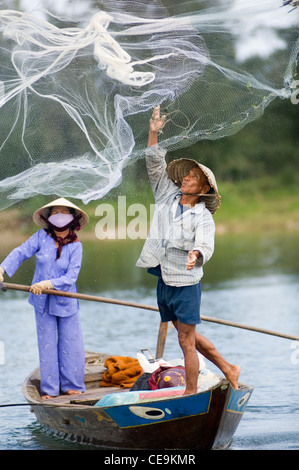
[0,232,298,450]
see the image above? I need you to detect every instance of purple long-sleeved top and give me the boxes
[1,229,82,316]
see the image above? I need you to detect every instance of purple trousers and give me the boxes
[35,309,86,396]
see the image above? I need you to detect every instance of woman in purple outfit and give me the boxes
[0,198,89,399]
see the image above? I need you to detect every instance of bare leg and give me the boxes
[195,331,240,389]
[173,320,199,395]
[172,321,240,391]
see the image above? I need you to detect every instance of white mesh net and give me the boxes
[0,0,298,209]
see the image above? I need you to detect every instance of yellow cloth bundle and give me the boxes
[100,356,143,388]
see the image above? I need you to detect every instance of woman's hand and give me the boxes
[30,280,53,295]
[0,266,4,282]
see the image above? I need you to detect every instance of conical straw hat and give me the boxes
[167,158,221,214]
[33,197,89,229]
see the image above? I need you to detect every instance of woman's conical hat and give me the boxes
[33,197,89,229]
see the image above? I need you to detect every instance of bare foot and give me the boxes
[225,365,241,390]
[64,390,83,395]
[183,390,196,396]
[41,395,56,400]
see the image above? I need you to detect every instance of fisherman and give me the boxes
[136,106,240,394]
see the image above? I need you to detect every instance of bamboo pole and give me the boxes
[1,282,299,341]
[156,322,168,359]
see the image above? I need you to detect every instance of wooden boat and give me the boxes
[22,351,253,450]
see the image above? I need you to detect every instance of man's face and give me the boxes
[180,167,210,195]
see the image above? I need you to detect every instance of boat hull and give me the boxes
[24,381,253,450]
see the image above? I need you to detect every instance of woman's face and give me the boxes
[50,206,71,215]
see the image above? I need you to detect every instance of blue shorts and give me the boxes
[156,277,202,325]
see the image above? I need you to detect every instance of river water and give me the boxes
[0,232,298,450]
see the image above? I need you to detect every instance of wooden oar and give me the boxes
[1,282,299,342]
[156,322,168,359]
[0,281,159,311]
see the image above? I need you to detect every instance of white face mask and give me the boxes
[48,213,74,228]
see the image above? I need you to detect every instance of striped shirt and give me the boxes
[136,146,215,286]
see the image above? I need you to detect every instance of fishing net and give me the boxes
[0,0,298,209]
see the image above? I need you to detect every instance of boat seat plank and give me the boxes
[84,365,106,382]
[40,386,127,405]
